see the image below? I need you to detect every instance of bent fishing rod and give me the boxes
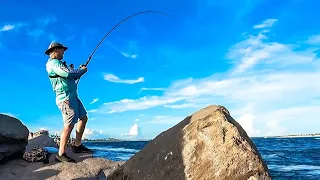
[76,10,174,85]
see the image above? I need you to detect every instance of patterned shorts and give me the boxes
[57,97,87,126]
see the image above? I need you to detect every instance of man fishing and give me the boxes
[45,42,92,163]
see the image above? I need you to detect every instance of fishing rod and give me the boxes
[76,10,174,85]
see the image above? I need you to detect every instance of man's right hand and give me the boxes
[80,65,88,72]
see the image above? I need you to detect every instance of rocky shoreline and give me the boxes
[0,105,272,180]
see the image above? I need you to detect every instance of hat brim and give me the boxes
[45,46,68,55]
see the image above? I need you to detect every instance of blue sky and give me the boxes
[1,0,320,139]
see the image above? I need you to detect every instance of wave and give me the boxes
[116,154,134,160]
[88,146,139,153]
[263,153,279,159]
[268,165,320,171]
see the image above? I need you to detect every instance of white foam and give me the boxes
[268,165,320,171]
[88,146,139,153]
[263,154,278,159]
[116,154,133,160]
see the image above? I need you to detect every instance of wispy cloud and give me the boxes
[90,18,320,136]
[0,23,26,32]
[36,16,57,27]
[253,19,278,29]
[90,98,99,104]
[121,52,138,59]
[107,40,139,59]
[26,16,57,42]
[163,103,197,109]
[306,34,320,45]
[97,96,183,114]
[138,87,166,94]
[104,73,144,84]
[143,116,184,125]
[0,24,15,32]
[227,19,286,74]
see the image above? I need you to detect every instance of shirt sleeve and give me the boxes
[50,60,85,79]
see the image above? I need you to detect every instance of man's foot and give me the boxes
[72,144,93,153]
[55,153,76,163]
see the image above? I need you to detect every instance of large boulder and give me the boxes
[26,134,58,151]
[108,105,271,180]
[0,114,29,163]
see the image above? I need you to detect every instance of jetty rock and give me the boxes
[0,114,29,163]
[108,105,271,180]
[0,134,124,179]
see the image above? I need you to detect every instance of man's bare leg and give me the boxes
[74,115,88,146]
[59,124,74,156]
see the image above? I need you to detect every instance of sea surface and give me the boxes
[83,137,320,180]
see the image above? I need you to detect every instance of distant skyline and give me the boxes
[1,0,320,140]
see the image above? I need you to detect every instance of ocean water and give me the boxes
[83,137,320,179]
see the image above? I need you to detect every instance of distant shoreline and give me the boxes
[72,133,320,142]
[253,134,320,138]
[82,139,151,142]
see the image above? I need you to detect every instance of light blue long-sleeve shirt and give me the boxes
[45,58,86,103]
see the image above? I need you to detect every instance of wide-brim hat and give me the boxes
[45,42,68,55]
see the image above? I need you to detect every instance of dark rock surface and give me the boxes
[0,114,29,163]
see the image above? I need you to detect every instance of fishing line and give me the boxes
[76,10,174,85]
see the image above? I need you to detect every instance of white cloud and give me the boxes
[144,116,184,125]
[96,96,184,114]
[107,40,139,59]
[138,87,166,94]
[90,98,99,104]
[253,19,278,29]
[121,52,138,59]
[104,73,144,84]
[306,35,320,45]
[0,23,26,32]
[82,128,107,140]
[163,103,197,109]
[121,124,144,140]
[89,117,98,121]
[91,18,320,136]
[236,114,260,137]
[36,16,57,27]
[128,124,139,136]
[0,24,15,31]
[87,109,98,113]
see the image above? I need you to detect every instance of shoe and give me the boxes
[55,153,76,163]
[72,144,93,153]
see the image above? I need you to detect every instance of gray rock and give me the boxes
[0,134,125,180]
[0,114,29,141]
[26,134,58,151]
[0,114,29,163]
[108,105,272,180]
